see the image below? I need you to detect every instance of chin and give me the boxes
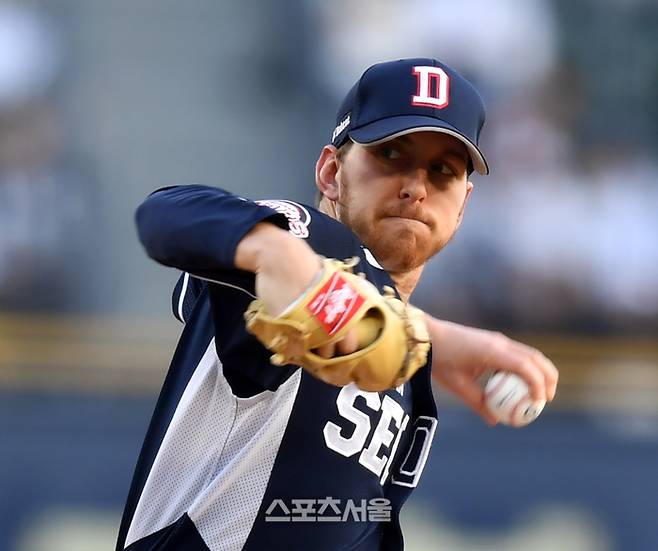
[381,257,423,273]
[357,220,447,271]
[372,238,431,272]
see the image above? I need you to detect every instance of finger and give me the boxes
[540,353,559,401]
[490,344,547,402]
[475,398,500,426]
[480,406,500,427]
[511,342,559,401]
[454,377,499,426]
[336,328,359,356]
[315,342,336,358]
[531,350,559,401]
[315,329,360,359]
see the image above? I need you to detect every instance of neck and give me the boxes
[318,197,338,220]
[388,265,424,303]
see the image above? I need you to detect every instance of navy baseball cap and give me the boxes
[331,58,489,175]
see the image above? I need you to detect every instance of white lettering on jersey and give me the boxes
[359,395,407,479]
[380,412,410,484]
[411,66,450,109]
[323,384,410,483]
[391,416,438,488]
[323,384,380,457]
[255,200,311,239]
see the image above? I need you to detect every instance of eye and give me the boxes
[431,162,455,176]
[380,146,402,160]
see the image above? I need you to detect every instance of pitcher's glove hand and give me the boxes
[244,257,430,391]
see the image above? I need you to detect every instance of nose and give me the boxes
[399,169,429,203]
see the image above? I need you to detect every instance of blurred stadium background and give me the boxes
[0,0,657,549]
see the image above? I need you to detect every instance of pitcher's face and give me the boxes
[332,132,473,272]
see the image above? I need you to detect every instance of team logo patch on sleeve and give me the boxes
[256,200,311,238]
[307,272,365,335]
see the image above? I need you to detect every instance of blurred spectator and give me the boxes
[311,0,558,96]
[0,3,93,311]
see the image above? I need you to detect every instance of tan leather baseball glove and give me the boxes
[244,257,430,391]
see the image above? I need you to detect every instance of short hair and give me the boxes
[336,139,354,161]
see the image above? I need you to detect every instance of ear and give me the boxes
[455,180,474,228]
[315,145,340,201]
[465,180,474,200]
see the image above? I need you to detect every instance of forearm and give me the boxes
[135,184,288,277]
[424,315,470,349]
[423,315,466,381]
[424,312,558,407]
[235,222,313,273]
[236,222,323,314]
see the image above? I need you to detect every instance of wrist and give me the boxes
[234,222,291,273]
[424,314,444,349]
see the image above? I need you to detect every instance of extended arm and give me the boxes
[425,315,559,424]
[136,184,290,280]
[136,184,358,351]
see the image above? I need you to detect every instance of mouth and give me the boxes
[386,215,429,227]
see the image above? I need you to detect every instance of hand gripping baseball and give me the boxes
[244,257,430,391]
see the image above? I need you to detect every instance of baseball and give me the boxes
[484,372,546,427]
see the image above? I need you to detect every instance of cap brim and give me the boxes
[349,115,489,175]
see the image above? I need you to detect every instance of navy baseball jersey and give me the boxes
[116,185,438,551]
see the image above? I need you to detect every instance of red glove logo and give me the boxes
[308,273,365,335]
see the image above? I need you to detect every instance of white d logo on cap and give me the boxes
[411,66,450,109]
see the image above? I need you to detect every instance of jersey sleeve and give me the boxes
[171,272,206,324]
[135,184,289,281]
